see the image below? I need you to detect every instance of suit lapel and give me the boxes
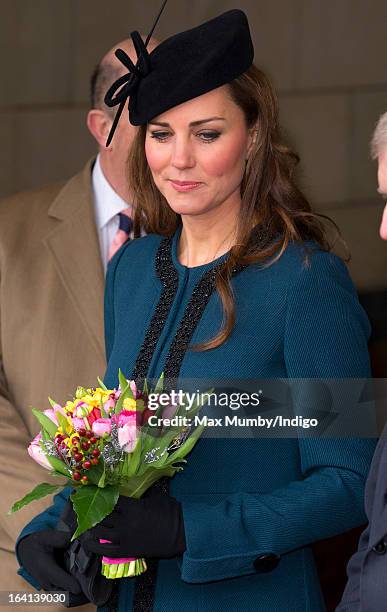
[43,160,105,360]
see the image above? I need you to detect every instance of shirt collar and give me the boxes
[92,154,130,230]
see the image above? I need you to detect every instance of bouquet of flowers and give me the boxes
[9,371,207,579]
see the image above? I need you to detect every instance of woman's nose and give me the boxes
[170,137,195,169]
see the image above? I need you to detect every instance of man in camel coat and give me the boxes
[0,35,157,610]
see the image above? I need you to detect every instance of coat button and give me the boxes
[372,540,387,555]
[253,553,280,572]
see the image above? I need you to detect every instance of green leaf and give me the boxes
[46,453,72,478]
[118,369,128,391]
[142,378,149,396]
[121,384,135,403]
[87,461,105,487]
[70,485,119,540]
[118,466,176,498]
[97,377,108,391]
[8,483,61,514]
[56,411,70,436]
[48,397,59,409]
[99,397,108,419]
[97,464,106,488]
[153,372,164,394]
[114,370,130,413]
[121,438,142,478]
[41,428,50,442]
[32,408,57,438]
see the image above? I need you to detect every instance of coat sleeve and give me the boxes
[0,265,63,544]
[336,432,387,610]
[179,248,376,583]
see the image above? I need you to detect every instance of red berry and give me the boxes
[81,441,90,451]
[91,458,99,466]
[74,453,83,462]
[83,461,91,470]
[78,428,86,437]
[90,437,97,444]
[71,437,80,445]
[73,472,81,481]
[85,431,93,439]
[92,449,100,457]
[81,476,88,484]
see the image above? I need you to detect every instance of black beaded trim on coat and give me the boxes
[108,236,245,612]
[131,237,178,385]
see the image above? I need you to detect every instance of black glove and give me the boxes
[81,494,186,559]
[58,500,114,607]
[17,529,83,594]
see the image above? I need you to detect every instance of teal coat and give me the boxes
[17,229,375,611]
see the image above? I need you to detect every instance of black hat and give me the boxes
[105,9,254,143]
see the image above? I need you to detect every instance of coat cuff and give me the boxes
[180,549,268,583]
[179,497,280,583]
[17,566,41,591]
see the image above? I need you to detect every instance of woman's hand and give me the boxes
[81,494,186,558]
[17,529,83,594]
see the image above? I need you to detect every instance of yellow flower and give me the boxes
[65,401,74,414]
[123,398,137,410]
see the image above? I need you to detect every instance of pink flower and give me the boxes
[103,398,116,413]
[28,433,52,470]
[116,410,137,426]
[112,409,143,428]
[92,418,112,437]
[130,380,140,398]
[43,409,58,425]
[72,417,86,431]
[52,403,66,416]
[117,421,139,453]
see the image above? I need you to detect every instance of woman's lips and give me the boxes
[169,180,203,192]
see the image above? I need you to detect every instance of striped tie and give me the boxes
[108,209,133,261]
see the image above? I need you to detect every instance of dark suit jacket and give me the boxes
[337,427,387,611]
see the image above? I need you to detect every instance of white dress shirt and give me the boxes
[91,155,132,273]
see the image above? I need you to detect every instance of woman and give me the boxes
[16,10,375,612]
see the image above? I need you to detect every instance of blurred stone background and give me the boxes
[1,1,387,608]
[1,0,387,289]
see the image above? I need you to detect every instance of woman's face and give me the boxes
[145,85,255,218]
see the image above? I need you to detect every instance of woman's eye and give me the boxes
[197,131,221,142]
[150,131,171,141]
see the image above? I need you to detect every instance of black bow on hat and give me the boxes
[105,5,254,145]
[104,0,168,146]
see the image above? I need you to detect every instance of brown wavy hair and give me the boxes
[128,64,343,351]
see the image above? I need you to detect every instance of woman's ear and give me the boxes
[87,109,113,148]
